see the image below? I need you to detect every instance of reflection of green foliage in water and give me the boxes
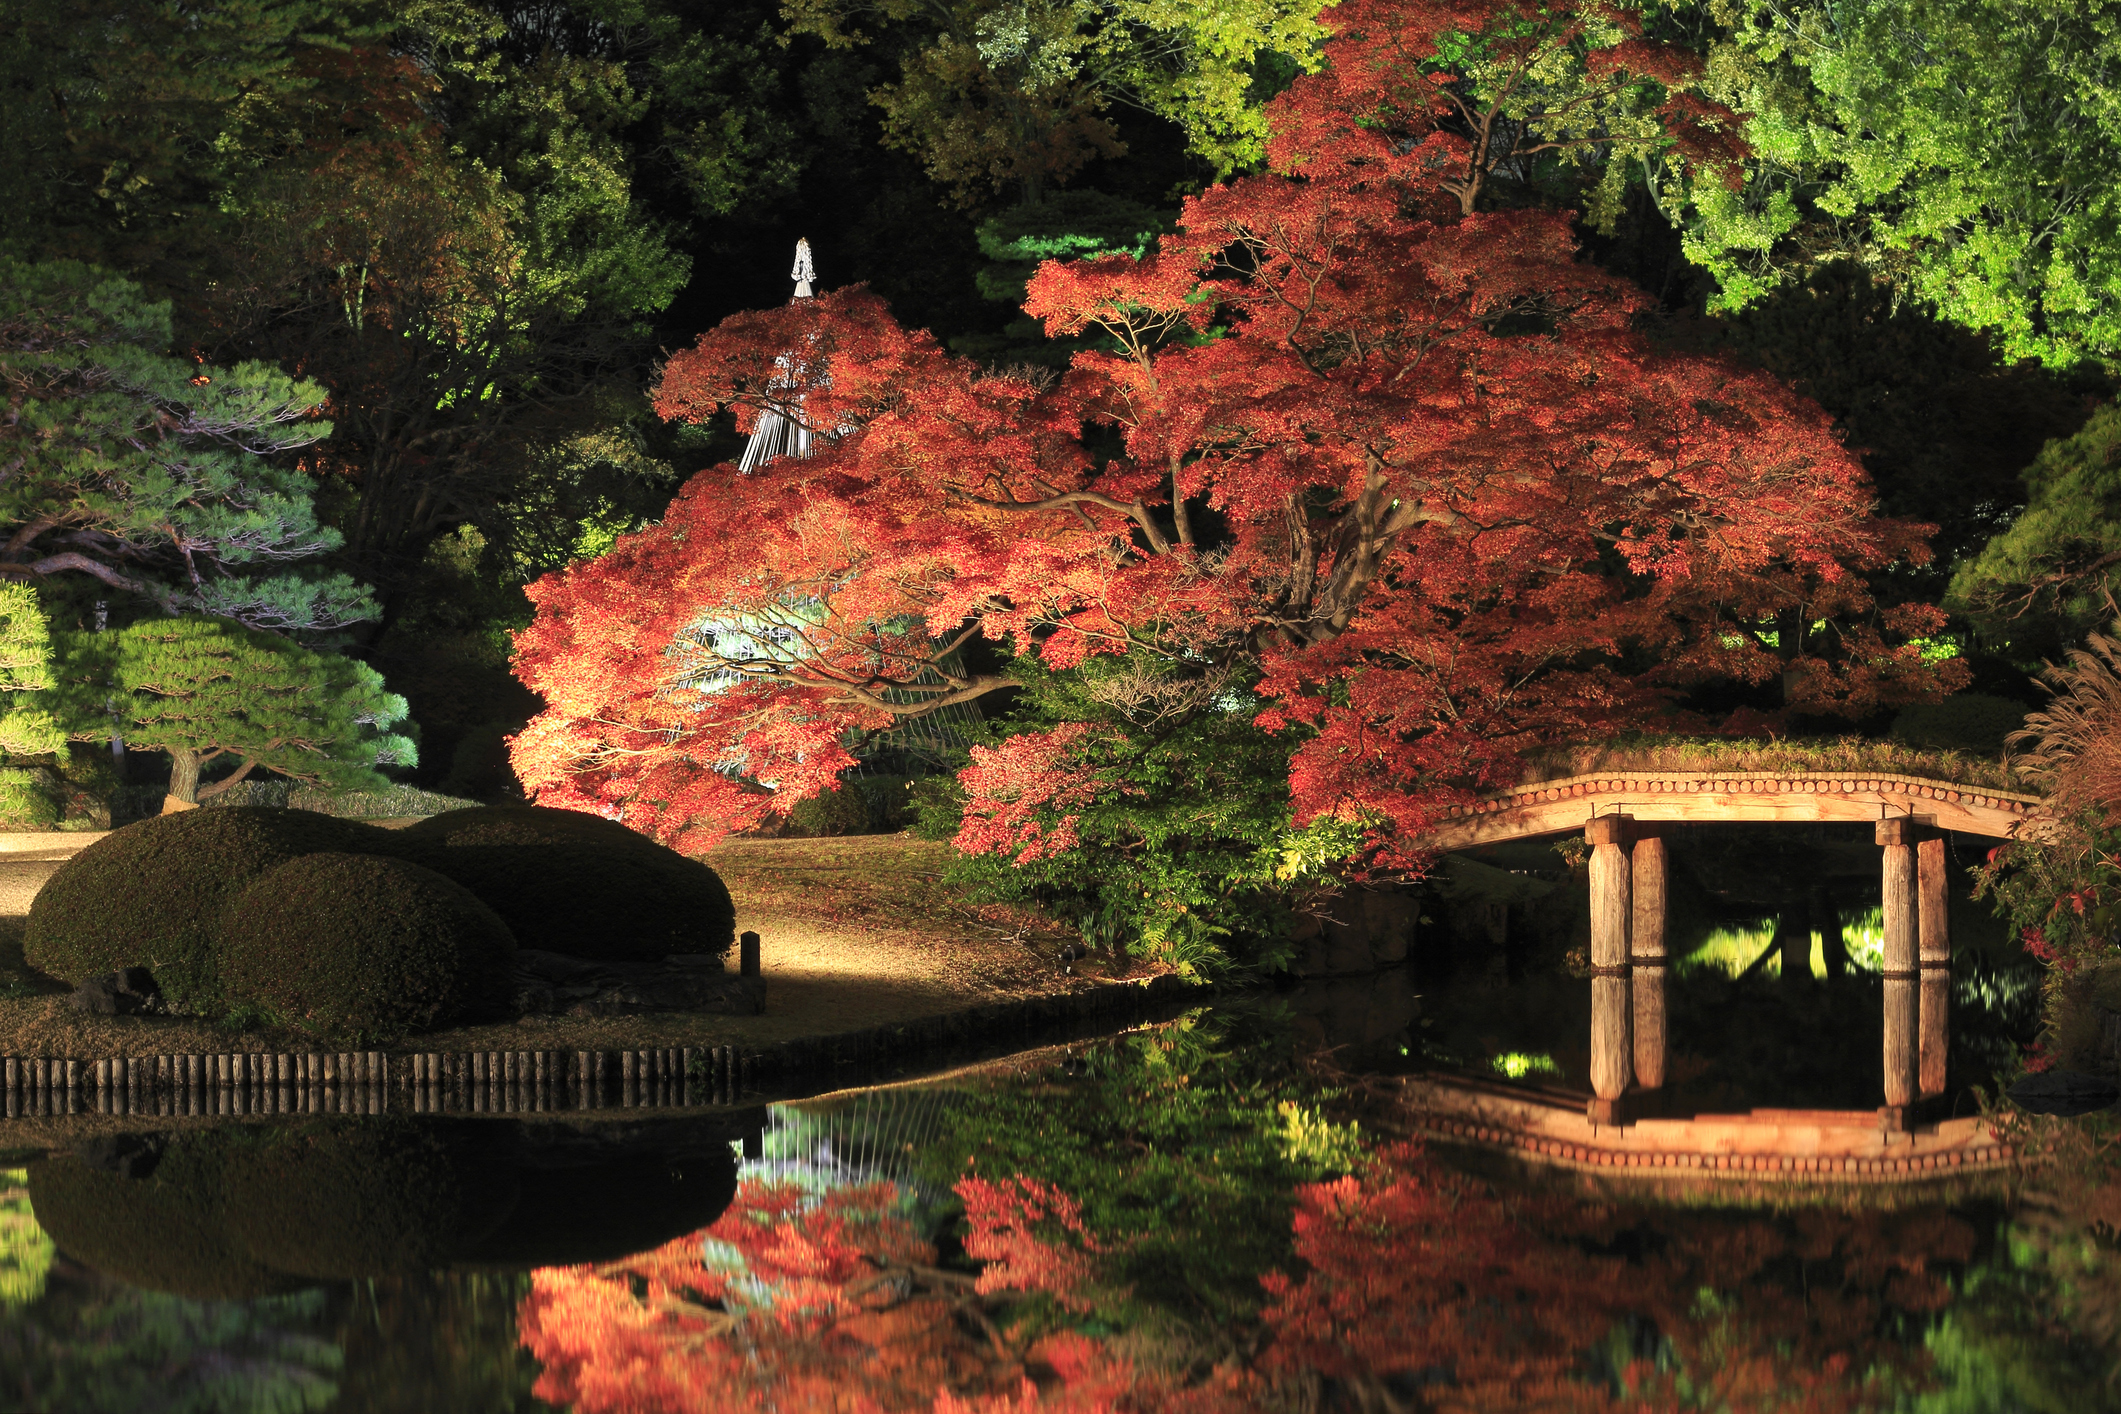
[1921,1109,2121,1407]
[0,1279,340,1414]
[321,1273,552,1414]
[0,1167,53,1308]
[917,1010,1358,1348]
[1910,1210,2121,1412]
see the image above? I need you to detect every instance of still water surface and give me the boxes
[0,970,2114,1412]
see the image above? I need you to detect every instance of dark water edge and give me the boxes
[0,971,2113,1414]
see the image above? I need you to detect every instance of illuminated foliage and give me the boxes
[0,260,370,633]
[52,617,414,804]
[783,0,1334,199]
[513,0,1954,862]
[1681,0,2121,368]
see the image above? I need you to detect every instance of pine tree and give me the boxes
[0,259,372,633]
[0,583,64,758]
[0,582,66,826]
[55,618,415,807]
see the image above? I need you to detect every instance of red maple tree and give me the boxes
[509,0,1959,854]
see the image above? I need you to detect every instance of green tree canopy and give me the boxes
[0,260,372,633]
[783,0,1333,204]
[1679,0,2121,368]
[0,583,64,759]
[55,617,415,805]
[1951,403,2121,658]
[0,1,709,624]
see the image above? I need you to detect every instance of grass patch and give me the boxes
[1514,735,2022,790]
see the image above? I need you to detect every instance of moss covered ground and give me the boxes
[1512,735,2025,791]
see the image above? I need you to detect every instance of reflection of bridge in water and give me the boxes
[1406,767,2043,1181]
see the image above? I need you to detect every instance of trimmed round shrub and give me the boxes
[400,806,736,964]
[28,1139,298,1300]
[217,852,517,1039]
[224,1118,519,1279]
[23,807,405,1008]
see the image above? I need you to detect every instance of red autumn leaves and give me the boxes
[509,0,1958,857]
[521,1144,1962,1413]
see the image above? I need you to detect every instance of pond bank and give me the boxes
[0,832,1177,1063]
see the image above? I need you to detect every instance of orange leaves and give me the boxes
[511,1151,1968,1412]
[957,1175,1108,1313]
[509,0,1957,856]
[953,724,1121,865]
[1022,251,1207,344]
[519,1179,993,1413]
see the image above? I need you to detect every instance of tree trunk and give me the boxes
[1773,896,1812,991]
[166,748,201,805]
[1818,888,1848,979]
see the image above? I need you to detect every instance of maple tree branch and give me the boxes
[955,486,1171,556]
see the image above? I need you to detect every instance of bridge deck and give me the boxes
[1426,769,2039,850]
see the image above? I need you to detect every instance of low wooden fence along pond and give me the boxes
[0,971,1202,1121]
[2,1047,757,1117]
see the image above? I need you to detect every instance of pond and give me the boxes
[1,949,2114,1413]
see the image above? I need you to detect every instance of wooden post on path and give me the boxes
[1877,817,1919,1126]
[1587,814,1633,1124]
[1917,833,1951,1100]
[1631,830,1668,1092]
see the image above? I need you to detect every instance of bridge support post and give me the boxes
[1631,830,1668,1091]
[1587,814,1632,1123]
[1918,833,1951,1100]
[1877,818,1919,1124]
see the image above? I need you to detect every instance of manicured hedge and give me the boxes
[22,808,406,1009]
[24,802,731,1032]
[217,853,517,1038]
[401,806,735,964]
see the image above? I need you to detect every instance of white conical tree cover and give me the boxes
[738,239,819,473]
[704,239,985,766]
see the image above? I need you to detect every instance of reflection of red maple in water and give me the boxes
[518,1176,1211,1413]
[520,1149,1960,1412]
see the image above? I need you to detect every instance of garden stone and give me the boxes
[70,966,162,1016]
[513,949,610,985]
[508,945,764,1018]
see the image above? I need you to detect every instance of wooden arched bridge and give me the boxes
[1411,765,2045,1180]
[1426,768,2040,851]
